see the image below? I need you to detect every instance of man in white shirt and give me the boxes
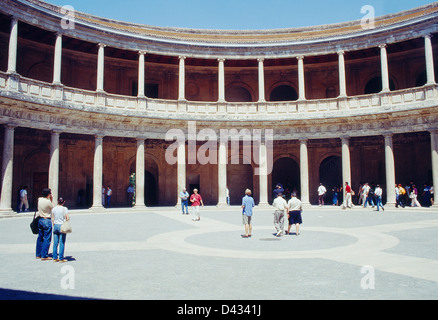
[19,186,29,212]
[374,184,384,212]
[317,183,327,206]
[272,192,287,237]
[287,192,303,235]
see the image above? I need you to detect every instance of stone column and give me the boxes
[176,140,186,206]
[424,35,436,85]
[383,133,396,206]
[217,140,227,207]
[178,56,186,101]
[299,139,310,206]
[258,58,265,102]
[48,131,61,203]
[0,125,15,214]
[258,141,269,206]
[379,44,390,92]
[430,130,438,207]
[341,136,351,188]
[338,51,347,97]
[297,56,306,100]
[135,138,146,208]
[97,43,106,92]
[7,18,18,74]
[138,51,146,97]
[53,33,62,85]
[92,135,104,209]
[218,58,226,102]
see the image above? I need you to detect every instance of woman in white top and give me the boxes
[52,197,70,262]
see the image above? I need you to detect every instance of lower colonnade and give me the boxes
[1,106,438,213]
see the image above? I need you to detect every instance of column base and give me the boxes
[133,205,147,211]
[0,208,16,215]
[257,202,271,209]
[216,203,229,209]
[89,206,105,213]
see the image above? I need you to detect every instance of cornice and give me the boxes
[1,0,437,59]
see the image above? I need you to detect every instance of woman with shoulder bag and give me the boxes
[51,197,70,262]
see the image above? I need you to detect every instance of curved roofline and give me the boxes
[26,0,438,44]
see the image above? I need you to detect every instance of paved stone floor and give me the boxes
[0,205,437,300]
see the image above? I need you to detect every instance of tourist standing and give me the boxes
[287,192,303,235]
[127,184,134,206]
[342,182,353,209]
[19,186,29,212]
[180,187,189,214]
[410,184,422,207]
[190,189,204,221]
[36,188,54,260]
[52,197,70,262]
[374,184,384,212]
[272,192,287,237]
[106,186,112,207]
[226,185,230,206]
[317,183,327,206]
[241,189,255,238]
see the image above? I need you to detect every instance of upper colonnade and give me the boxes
[0,0,437,138]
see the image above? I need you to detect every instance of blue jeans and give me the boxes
[376,196,384,211]
[181,200,188,214]
[53,224,67,260]
[36,218,52,258]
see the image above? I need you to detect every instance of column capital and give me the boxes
[299,137,308,143]
[218,58,226,63]
[382,131,393,138]
[378,44,387,49]
[424,34,433,40]
[98,43,106,48]
[340,135,350,141]
[337,50,345,56]
[178,55,186,60]
[50,129,62,136]
[296,55,304,61]
[257,58,265,63]
[138,50,147,56]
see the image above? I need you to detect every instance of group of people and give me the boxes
[318,180,435,209]
[35,188,70,262]
[241,187,303,238]
[179,188,204,221]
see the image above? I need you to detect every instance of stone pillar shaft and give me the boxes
[218,59,225,102]
[384,133,396,205]
[49,131,60,203]
[135,139,146,207]
[92,135,103,208]
[425,35,436,85]
[7,18,18,74]
[97,43,105,92]
[300,139,310,205]
[0,125,14,213]
[53,33,62,84]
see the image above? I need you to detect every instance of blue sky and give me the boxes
[46,0,435,30]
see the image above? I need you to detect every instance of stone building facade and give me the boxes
[0,0,438,212]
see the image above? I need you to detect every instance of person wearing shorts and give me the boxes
[241,189,255,238]
[287,192,303,236]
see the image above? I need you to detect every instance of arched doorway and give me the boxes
[269,85,298,101]
[225,85,253,102]
[227,164,253,205]
[271,157,300,201]
[319,155,342,204]
[145,171,158,206]
[364,76,395,94]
